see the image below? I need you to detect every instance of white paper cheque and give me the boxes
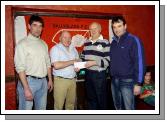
[74,62,86,69]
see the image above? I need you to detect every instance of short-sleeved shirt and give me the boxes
[50,43,79,78]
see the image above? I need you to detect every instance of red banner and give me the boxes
[25,16,109,52]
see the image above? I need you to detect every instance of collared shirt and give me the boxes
[82,35,110,71]
[89,34,104,44]
[50,43,79,79]
[14,33,51,78]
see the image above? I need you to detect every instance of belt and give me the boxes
[56,76,76,80]
[26,75,45,79]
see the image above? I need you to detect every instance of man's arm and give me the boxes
[85,60,97,68]
[100,41,110,69]
[18,71,33,101]
[44,43,54,92]
[47,67,53,92]
[14,44,33,101]
[52,60,76,69]
[131,37,146,95]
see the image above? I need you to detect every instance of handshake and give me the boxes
[72,59,97,71]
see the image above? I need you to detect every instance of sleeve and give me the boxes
[130,37,146,85]
[45,44,51,68]
[96,41,110,69]
[14,44,26,73]
[50,46,60,65]
[74,47,79,59]
[80,44,86,61]
[101,42,110,69]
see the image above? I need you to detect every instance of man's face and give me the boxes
[112,20,127,38]
[89,23,101,37]
[28,21,43,38]
[61,32,71,47]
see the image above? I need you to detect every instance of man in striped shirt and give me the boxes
[81,22,110,109]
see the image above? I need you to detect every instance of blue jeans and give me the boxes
[85,70,107,110]
[111,78,135,110]
[17,76,48,110]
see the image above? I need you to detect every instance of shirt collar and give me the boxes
[112,31,129,42]
[27,33,40,41]
[89,34,103,44]
[59,43,73,52]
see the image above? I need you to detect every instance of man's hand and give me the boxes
[24,87,33,101]
[18,71,33,101]
[74,68,80,72]
[134,84,141,96]
[48,80,53,92]
[74,58,80,62]
[85,61,97,68]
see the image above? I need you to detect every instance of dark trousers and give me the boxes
[85,70,107,110]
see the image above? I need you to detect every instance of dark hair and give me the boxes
[112,16,126,25]
[144,67,155,84]
[29,14,44,27]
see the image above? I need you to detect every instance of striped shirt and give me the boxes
[81,35,110,71]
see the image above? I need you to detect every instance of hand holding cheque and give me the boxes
[74,61,97,69]
[74,62,86,69]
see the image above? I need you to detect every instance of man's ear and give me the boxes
[59,36,61,42]
[125,24,127,29]
[99,28,102,33]
[28,24,31,30]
